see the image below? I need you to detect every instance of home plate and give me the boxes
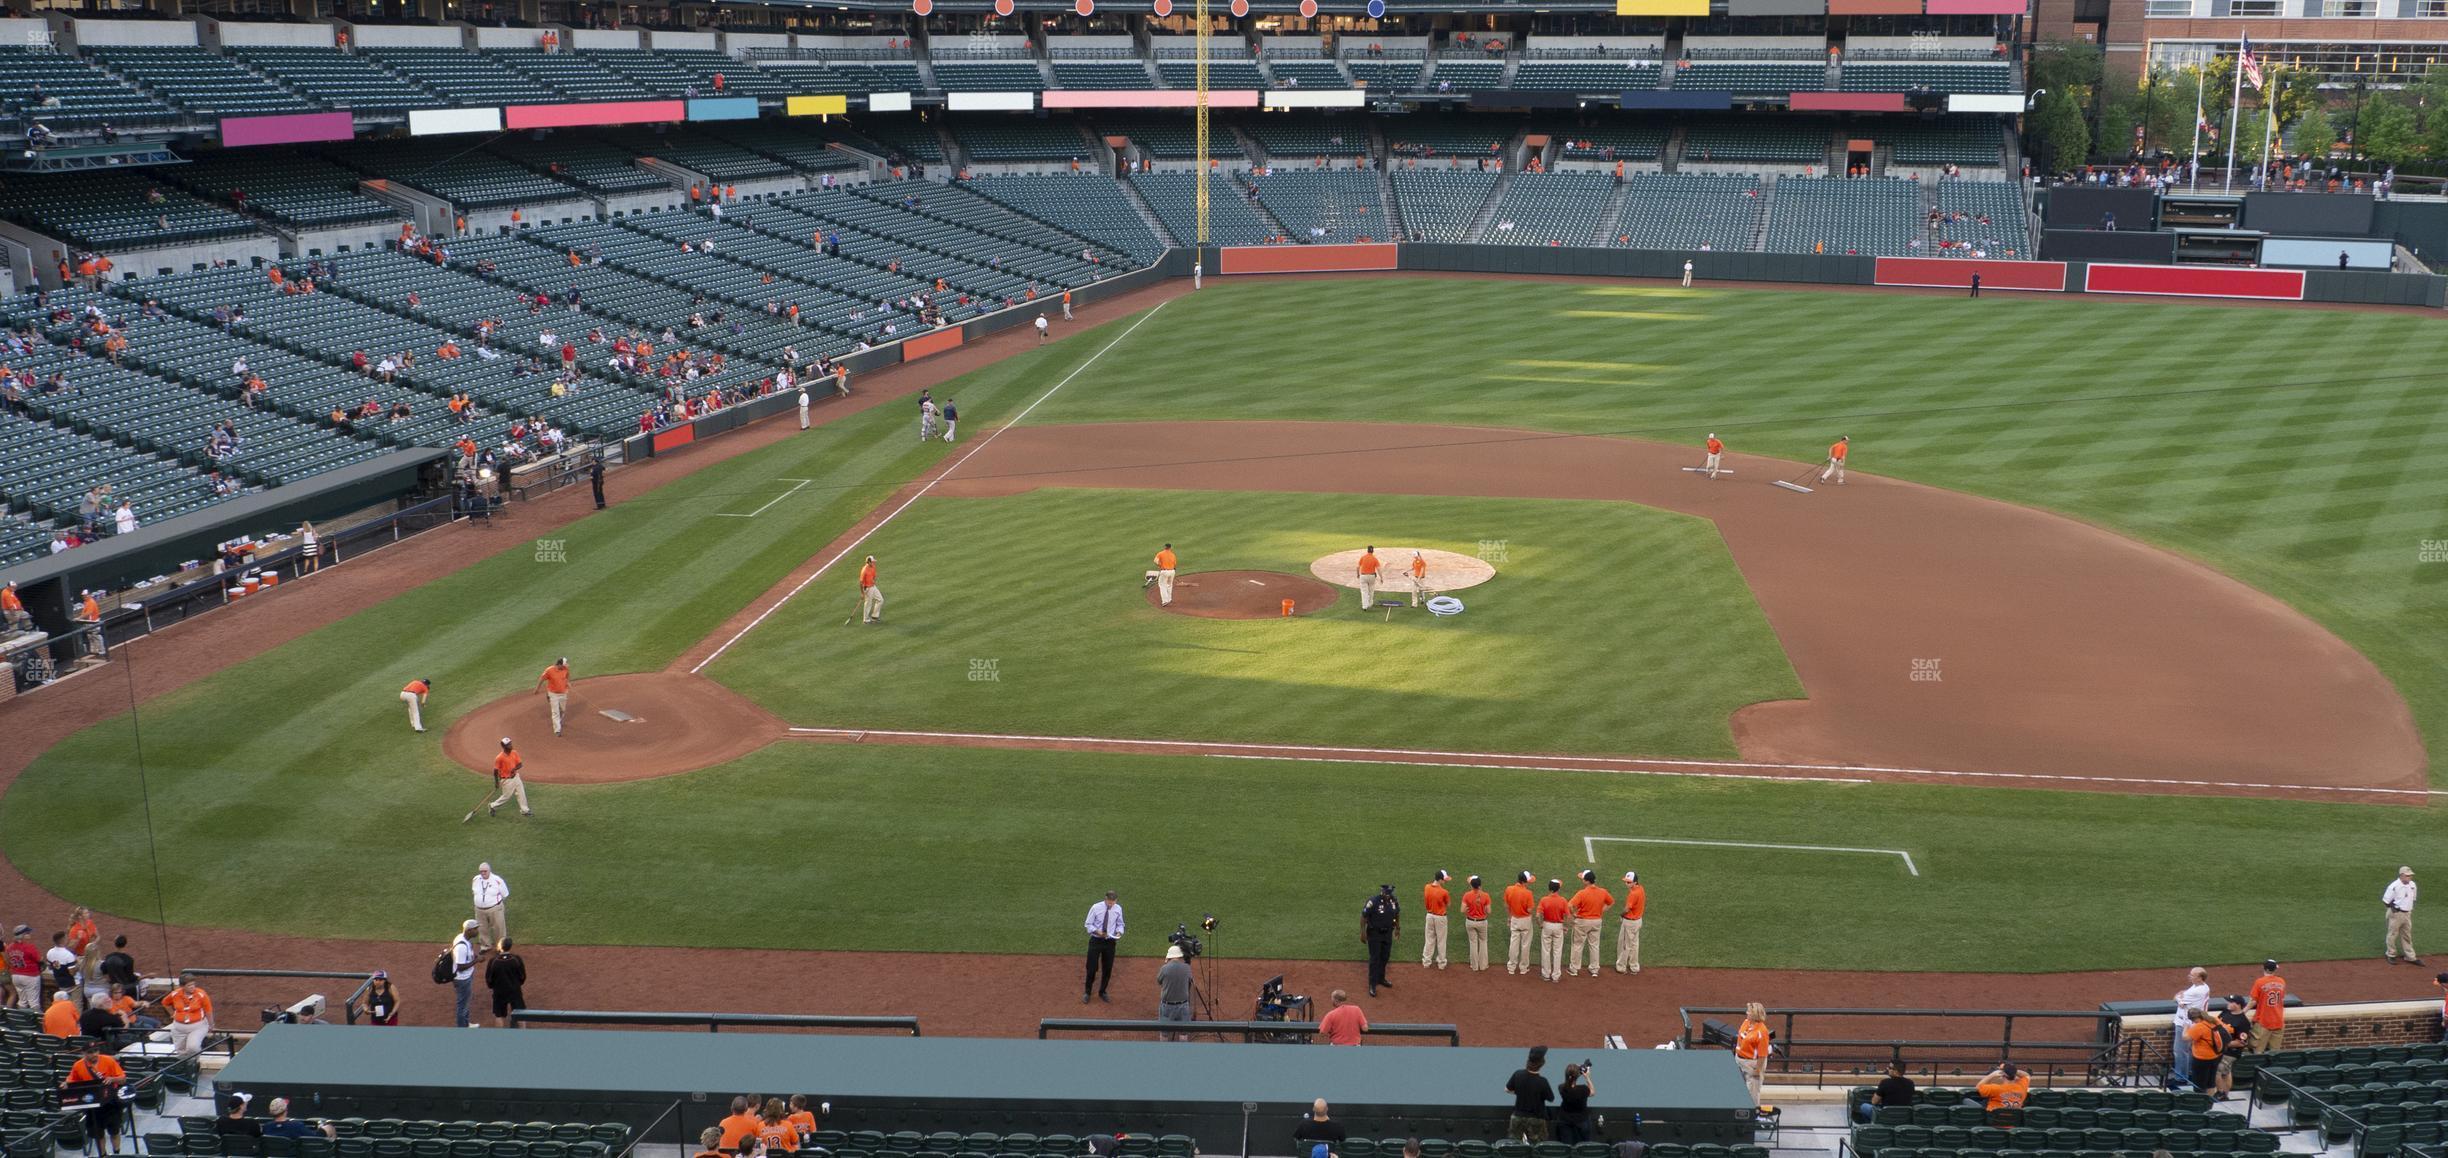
[600,709,644,723]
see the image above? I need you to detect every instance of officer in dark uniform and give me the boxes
[1361,884,1401,997]
[589,455,606,510]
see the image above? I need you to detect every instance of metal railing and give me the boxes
[1678,1007,2153,1087]
[178,967,381,1026]
[1038,1018,1461,1045]
[507,1009,921,1035]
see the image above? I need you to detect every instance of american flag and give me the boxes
[2239,35,2265,91]
[2197,107,2218,142]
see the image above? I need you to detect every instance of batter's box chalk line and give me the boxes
[712,478,815,519]
[1583,835,1919,877]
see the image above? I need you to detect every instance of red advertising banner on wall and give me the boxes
[2083,263,2306,300]
[1875,257,2068,291]
[1217,244,1400,274]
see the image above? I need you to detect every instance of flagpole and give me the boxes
[2225,34,2245,191]
[2259,100,2276,189]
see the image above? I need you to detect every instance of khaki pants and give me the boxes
[798,404,810,430]
[2386,909,2417,960]
[1615,917,1644,973]
[1421,913,1447,968]
[169,1019,208,1057]
[546,691,568,735]
[1568,917,1601,975]
[1738,1054,1764,1105]
[2251,1023,2284,1053]
[1466,919,1489,970]
[1539,921,1565,980]
[491,773,531,815]
[1358,573,1377,607]
[402,690,424,731]
[861,585,886,622]
[1156,568,1175,606]
[1821,458,1846,484]
[9,974,35,1009]
[1507,915,1533,974]
[1704,452,1722,478]
[475,904,508,951]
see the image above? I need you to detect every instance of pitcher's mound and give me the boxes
[1148,570,1340,619]
[442,672,788,783]
[1310,548,1496,592]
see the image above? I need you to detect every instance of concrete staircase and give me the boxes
[1115,178,1178,247]
[1463,169,1513,243]
[1594,178,1633,245]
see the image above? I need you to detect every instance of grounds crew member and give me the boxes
[1408,551,1430,607]
[536,658,571,737]
[163,974,212,1057]
[1461,875,1492,971]
[1503,871,1536,975]
[2384,866,2419,965]
[402,678,432,732]
[1355,546,1381,608]
[1420,870,1450,970]
[490,737,532,817]
[1615,871,1646,974]
[1703,433,1724,479]
[1734,1002,1771,1105]
[859,555,885,624]
[1147,544,1178,607]
[1820,436,1849,485]
[1361,884,1399,997]
[1568,869,1612,977]
[1536,879,1570,982]
[471,862,510,951]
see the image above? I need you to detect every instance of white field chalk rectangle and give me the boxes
[1585,834,1919,877]
[713,478,813,519]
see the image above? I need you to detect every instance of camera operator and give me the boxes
[1555,1062,1597,1144]
[1156,945,1194,1041]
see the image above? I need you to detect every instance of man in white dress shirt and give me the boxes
[1083,890,1124,1005]
[2384,866,2420,965]
[472,863,511,952]
[2170,966,2210,1088]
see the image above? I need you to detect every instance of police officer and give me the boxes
[1361,885,1400,997]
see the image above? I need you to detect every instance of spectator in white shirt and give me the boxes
[1083,891,1124,1005]
[42,934,79,1006]
[2384,866,2420,965]
[112,503,137,536]
[450,920,479,1028]
[2171,967,2210,1087]
[472,863,511,952]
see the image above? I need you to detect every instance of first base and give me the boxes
[1679,467,1734,475]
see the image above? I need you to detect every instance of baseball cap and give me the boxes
[462,919,479,930]
[2264,958,2279,969]
[2403,866,2417,875]
[500,736,513,747]
[1623,871,1639,884]
[269,1099,289,1116]
[1433,869,1449,881]
[1165,945,1183,960]
[9,925,26,935]
[1580,869,1596,884]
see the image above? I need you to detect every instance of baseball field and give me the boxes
[6,276,2445,982]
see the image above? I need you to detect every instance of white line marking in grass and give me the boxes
[690,302,1171,675]
[776,725,2438,798]
[1204,753,1875,786]
[713,478,814,519]
[1585,834,1919,877]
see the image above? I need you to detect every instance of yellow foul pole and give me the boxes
[1194,0,1210,246]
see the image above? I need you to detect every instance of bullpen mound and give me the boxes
[443,672,788,783]
[1148,570,1341,619]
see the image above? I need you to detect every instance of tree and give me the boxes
[2295,104,2338,159]
[2029,89,2093,172]
[2028,38,2105,109]
[2357,95,2419,165]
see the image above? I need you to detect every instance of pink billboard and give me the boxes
[503,100,687,130]
[1041,89,1261,109]
[1787,92,1912,111]
[219,111,357,148]
[1925,0,2028,12]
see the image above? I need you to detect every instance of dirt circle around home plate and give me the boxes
[1145,570,1342,619]
[441,672,789,784]
[1309,547,1497,594]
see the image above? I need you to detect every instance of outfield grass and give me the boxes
[6,283,2442,971]
[1026,279,2448,786]
[709,488,1800,756]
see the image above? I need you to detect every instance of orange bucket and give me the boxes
[260,572,280,588]
[1281,598,1295,617]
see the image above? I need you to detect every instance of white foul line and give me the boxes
[779,724,2436,797]
[1586,835,1920,877]
[1205,753,1875,786]
[690,301,1171,674]
[713,478,814,519]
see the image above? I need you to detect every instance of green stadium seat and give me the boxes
[1034,1136,1073,1156]
[1572,1146,1612,1158]
[997,1137,1035,1154]
[529,1143,568,1158]
[147,1135,185,1156]
[260,1143,298,1158]
[1450,1142,1490,1158]
[1114,1139,1153,1157]
[484,1145,522,1158]
[329,1141,366,1158]
[447,1143,485,1158]
[1533,1144,1571,1158]
[402,1123,441,1139]
[1156,1139,1194,1158]
[227,1140,264,1158]
[368,1143,409,1158]
[408,1141,446,1158]
[887,1135,924,1153]
[513,1126,552,1143]
[1415,1142,1453,1158]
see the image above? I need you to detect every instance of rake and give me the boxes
[1773,465,1817,494]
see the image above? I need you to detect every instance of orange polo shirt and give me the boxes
[1570,885,1613,920]
[405,680,430,696]
[1622,884,1646,920]
[163,987,212,1025]
[1829,441,1848,461]
[1462,888,1491,920]
[1154,549,1176,570]
[1536,893,1569,924]
[68,1056,124,1084]
[717,1113,761,1150]
[1422,882,1449,916]
[1735,1018,1770,1060]
[541,665,570,694]
[1410,556,1427,579]
[43,999,78,1037]
[859,562,877,589]
[494,751,523,778]
[0,588,21,613]
[1503,882,1534,918]
[1706,437,1723,455]
[1357,552,1380,575]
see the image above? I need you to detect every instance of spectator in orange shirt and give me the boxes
[1503,871,1536,976]
[41,989,77,1036]
[1734,1002,1772,1105]
[1460,875,1493,972]
[1420,870,1451,970]
[1536,879,1570,982]
[2248,959,2287,1052]
[2182,1015,2225,1092]
[162,973,212,1057]
[1315,989,1367,1045]
[1976,1061,2031,1111]
[717,1098,762,1150]
[784,1096,822,1143]
[1567,870,1613,977]
[755,1098,798,1152]
[1614,871,1646,975]
[64,1041,128,1153]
